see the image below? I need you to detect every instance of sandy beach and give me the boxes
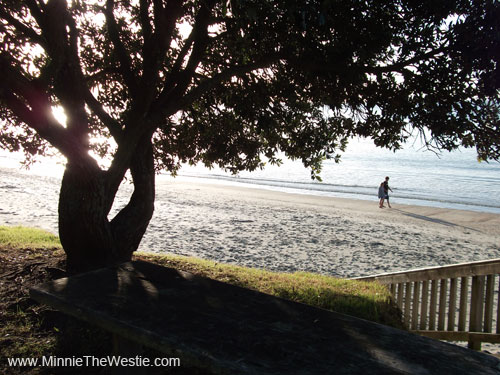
[1,168,500,278]
[138,178,500,278]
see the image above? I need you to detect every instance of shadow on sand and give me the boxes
[393,208,480,232]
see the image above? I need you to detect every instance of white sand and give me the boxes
[138,178,500,278]
[1,168,499,278]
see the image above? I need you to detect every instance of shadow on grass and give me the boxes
[272,286,405,330]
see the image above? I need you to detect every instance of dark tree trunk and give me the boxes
[58,139,155,274]
[110,137,155,260]
[58,161,116,273]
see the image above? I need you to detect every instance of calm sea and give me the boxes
[1,137,500,214]
[176,138,500,214]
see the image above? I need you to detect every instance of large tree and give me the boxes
[0,0,499,273]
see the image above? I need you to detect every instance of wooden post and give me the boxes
[420,280,429,330]
[429,279,438,331]
[484,275,495,333]
[448,278,457,331]
[396,283,404,310]
[438,279,448,331]
[404,282,412,327]
[497,276,500,334]
[458,277,469,332]
[412,281,421,330]
[469,276,485,350]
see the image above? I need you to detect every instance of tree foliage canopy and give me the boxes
[0,1,499,271]
[1,0,499,177]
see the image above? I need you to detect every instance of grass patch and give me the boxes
[136,252,403,328]
[0,226,61,250]
[1,307,57,359]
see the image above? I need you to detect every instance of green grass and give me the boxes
[0,226,61,250]
[1,308,57,359]
[136,252,404,328]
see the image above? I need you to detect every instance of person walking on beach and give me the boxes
[382,176,393,208]
[378,182,385,208]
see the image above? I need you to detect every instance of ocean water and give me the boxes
[176,137,500,214]
[1,136,500,214]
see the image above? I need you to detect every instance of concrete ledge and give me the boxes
[30,261,500,374]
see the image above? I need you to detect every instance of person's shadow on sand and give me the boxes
[392,208,480,233]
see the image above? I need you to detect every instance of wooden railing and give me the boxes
[354,259,500,350]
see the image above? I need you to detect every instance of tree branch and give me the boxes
[173,1,216,94]
[363,47,449,74]
[138,0,183,105]
[104,0,139,97]
[25,0,45,27]
[164,52,284,112]
[161,32,195,95]
[0,7,45,46]
[139,0,152,41]
[83,89,124,143]
[155,0,183,49]
[39,1,90,145]
[0,57,84,161]
[156,0,216,107]
[282,46,448,77]
[1,91,73,154]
